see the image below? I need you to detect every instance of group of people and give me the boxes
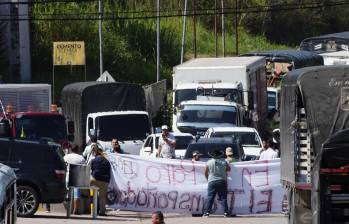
[61,123,279,219]
[63,137,124,216]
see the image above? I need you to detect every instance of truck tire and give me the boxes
[288,189,312,224]
[16,185,39,217]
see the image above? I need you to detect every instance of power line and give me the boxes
[0,0,347,21]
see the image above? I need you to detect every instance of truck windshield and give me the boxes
[178,105,237,124]
[175,89,196,106]
[15,115,67,141]
[175,89,242,106]
[96,114,150,141]
[211,132,260,146]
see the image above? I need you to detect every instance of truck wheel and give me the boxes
[16,186,39,217]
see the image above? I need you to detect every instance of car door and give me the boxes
[0,137,11,165]
[140,135,152,157]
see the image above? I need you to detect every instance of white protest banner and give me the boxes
[106,154,287,215]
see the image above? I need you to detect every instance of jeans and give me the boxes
[204,180,228,214]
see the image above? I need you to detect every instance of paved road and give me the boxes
[17,210,288,224]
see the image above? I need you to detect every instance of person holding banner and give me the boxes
[203,149,231,217]
[90,147,111,216]
[157,125,176,159]
[225,147,237,163]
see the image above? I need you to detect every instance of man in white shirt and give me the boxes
[259,139,278,160]
[157,125,176,159]
[63,144,86,215]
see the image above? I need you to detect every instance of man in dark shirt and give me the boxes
[90,147,111,216]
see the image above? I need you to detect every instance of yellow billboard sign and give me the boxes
[53,41,85,66]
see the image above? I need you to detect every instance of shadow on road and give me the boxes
[20,214,135,222]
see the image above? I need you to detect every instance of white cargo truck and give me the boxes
[173,96,245,136]
[86,111,152,155]
[172,57,267,133]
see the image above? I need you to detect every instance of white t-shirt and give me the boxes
[64,153,86,165]
[259,148,278,160]
[158,133,176,159]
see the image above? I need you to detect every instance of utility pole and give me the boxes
[235,0,239,55]
[214,0,218,57]
[156,0,160,82]
[193,0,197,58]
[221,0,225,57]
[180,0,188,64]
[98,0,103,75]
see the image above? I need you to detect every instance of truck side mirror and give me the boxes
[89,129,97,137]
[67,121,74,134]
[248,91,254,110]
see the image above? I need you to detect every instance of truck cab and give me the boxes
[1,111,73,152]
[86,111,152,155]
[174,82,244,107]
[173,98,244,136]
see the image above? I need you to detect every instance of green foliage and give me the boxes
[242,0,349,44]
[30,0,289,100]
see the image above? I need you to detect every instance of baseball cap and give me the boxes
[161,125,169,130]
[226,147,233,156]
[192,151,202,156]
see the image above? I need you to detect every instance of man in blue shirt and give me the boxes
[203,149,231,217]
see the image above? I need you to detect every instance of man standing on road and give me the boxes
[203,149,231,217]
[157,125,176,159]
[259,139,278,160]
[63,144,86,215]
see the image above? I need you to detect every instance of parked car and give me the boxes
[139,132,195,159]
[204,127,262,160]
[0,163,16,224]
[183,138,245,162]
[0,137,66,217]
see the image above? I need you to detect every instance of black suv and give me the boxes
[184,138,245,162]
[0,137,66,217]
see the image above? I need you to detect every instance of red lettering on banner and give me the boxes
[256,190,272,213]
[123,160,136,175]
[255,161,269,187]
[241,168,252,187]
[146,166,162,183]
[228,189,244,214]
[249,189,254,213]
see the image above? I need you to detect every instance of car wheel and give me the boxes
[16,185,39,217]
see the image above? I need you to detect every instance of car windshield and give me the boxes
[175,88,242,106]
[96,114,151,141]
[184,143,239,160]
[175,89,196,106]
[175,136,194,150]
[197,88,242,104]
[178,105,237,125]
[267,92,276,111]
[15,115,67,141]
[154,135,193,150]
[211,132,260,146]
